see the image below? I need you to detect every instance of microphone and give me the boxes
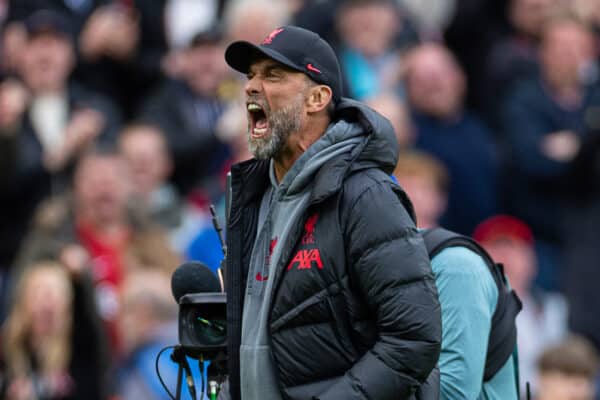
[171,261,222,303]
[171,262,222,400]
[171,261,226,357]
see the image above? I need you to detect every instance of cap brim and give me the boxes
[25,10,73,39]
[225,41,303,75]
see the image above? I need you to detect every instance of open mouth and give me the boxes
[247,102,269,138]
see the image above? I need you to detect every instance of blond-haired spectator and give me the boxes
[393,151,448,229]
[536,335,598,400]
[1,260,107,400]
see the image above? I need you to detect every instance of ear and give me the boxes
[305,85,333,114]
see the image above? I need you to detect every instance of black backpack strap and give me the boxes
[485,274,522,381]
[422,228,523,381]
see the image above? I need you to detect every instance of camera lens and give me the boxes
[189,308,226,346]
[178,292,227,359]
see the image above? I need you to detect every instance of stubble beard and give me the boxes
[248,95,304,160]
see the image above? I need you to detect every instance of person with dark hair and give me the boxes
[483,0,559,125]
[139,28,230,195]
[334,0,417,100]
[0,9,120,312]
[2,0,103,76]
[219,25,441,400]
[563,116,600,357]
[500,16,600,292]
[3,0,167,118]
[405,43,499,236]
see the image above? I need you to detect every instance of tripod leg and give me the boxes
[176,363,183,400]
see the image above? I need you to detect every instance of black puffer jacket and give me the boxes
[225,99,441,400]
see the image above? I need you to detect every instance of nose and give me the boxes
[245,75,261,97]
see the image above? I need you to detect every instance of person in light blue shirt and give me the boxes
[431,246,519,399]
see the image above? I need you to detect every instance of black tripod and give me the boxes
[170,346,227,400]
[171,346,197,400]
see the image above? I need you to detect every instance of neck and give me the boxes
[77,213,128,237]
[553,85,582,107]
[417,218,438,230]
[29,331,59,357]
[31,84,65,97]
[435,110,462,123]
[272,116,330,182]
[545,75,583,106]
[135,187,158,204]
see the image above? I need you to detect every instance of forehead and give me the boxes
[248,57,301,75]
[121,126,164,145]
[28,30,71,45]
[26,267,68,292]
[76,155,127,179]
[545,22,593,44]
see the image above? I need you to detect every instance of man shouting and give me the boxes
[221,26,441,400]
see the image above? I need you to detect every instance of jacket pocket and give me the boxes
[271,287,331,332]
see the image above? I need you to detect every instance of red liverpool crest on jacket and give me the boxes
[287,213,323,271]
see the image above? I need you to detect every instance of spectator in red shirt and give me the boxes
[12,148,179,354]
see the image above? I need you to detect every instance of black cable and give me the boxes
[199,358,206,398]
[155,345,178,400]
[180,356,197,400]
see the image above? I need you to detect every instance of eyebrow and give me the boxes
[249,61,295,75]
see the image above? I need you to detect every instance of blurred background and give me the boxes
[0,0,599,399]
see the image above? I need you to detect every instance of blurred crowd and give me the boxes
[0,0,600,399]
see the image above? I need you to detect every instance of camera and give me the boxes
[162,202,229,399]
[178,292,227,360]
[169,273,227,400]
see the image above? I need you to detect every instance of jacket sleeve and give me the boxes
[317,178,442,400]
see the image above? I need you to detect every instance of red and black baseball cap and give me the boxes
[473,215,535,246]
[225,26,342,102]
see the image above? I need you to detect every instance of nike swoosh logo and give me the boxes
[307,63,321,73]
[256,272,269,281]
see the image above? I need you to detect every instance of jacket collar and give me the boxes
[230,140,368,208]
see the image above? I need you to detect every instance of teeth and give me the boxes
[253,127,267,135]
[247,103,262,111]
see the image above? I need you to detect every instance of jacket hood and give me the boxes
[279,118,364,197]
[281,97,398,199]
[335,97,399,174]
